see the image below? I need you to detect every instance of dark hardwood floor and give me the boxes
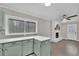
[51,40,79,56]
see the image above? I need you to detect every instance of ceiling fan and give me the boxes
[63,14,78,20]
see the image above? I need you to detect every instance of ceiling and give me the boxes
[0,3,79,21]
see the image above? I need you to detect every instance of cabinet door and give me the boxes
[0,44,2,56]
[34,40,41,56]
[22,39,33,56]
[0,49,2,56]
[4,45,21,56]
[40,41,50,56]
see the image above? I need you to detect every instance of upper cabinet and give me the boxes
[5,14,38,35]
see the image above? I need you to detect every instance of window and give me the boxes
[8,19,24,33]
[5,14,38,35]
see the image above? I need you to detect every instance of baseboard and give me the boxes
[50,38,63,43]
[64,38,79,42]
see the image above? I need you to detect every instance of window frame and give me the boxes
[5,14,38,35]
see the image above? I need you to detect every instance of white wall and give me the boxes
[51,3,79,42]
[1,3,79,40]
[0,7,51,39]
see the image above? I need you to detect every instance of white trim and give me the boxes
[50,37,63,43]
[5,14,38,35]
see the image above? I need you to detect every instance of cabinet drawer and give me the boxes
[22,39,33,45]
[4,41,21,48]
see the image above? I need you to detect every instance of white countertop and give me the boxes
[0,36,50,43]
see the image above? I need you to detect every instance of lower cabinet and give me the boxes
[34,40,50,56]
[0,49,2,56]
[0,38,50,56]
[40,41,50,56]
[0,44,2,56]
[34,39,40,56]
[3,41,22,56]
[0,39,33,56]
[22,39,33,56]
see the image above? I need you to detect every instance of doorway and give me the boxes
[67,24,77,40]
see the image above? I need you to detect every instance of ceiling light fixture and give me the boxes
[44,2,51,6]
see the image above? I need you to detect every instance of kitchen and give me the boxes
[0,3,79,56]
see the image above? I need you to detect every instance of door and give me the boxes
[67,24,77,40]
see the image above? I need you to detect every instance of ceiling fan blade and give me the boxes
[66,18,71,20]
[67,15,77,18]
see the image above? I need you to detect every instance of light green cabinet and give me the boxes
[0,39,34,56]
[0,49,2,56]
[0,38,50,56]
[40,41,50,56]
[0,8,4,31]
[4,45,22,56]
[3,41,22,56]
[22,39,33,56]
[0,44,2,56]
[34,39,40,56]
[34,40,50,56]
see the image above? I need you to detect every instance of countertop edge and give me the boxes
[0,36,50,44]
